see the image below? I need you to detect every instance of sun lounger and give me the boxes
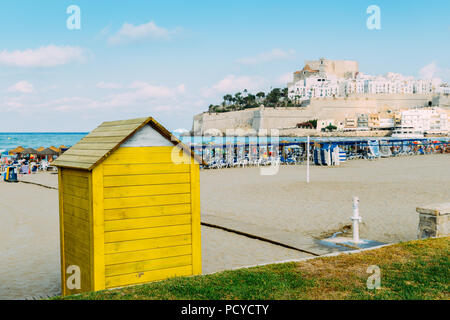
[20,165,29,174]
[379,146,392,158]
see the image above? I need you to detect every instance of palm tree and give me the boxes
[266,88,281,107]
[244,93,256,108]
[281,88,290,107]
[256,92,265,101]
[234,92,242,107]
[223,94,232,106]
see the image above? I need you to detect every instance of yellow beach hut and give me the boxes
[53,117,202,296]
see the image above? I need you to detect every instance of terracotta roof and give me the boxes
[53,117,202,170]
[302,64,319,73]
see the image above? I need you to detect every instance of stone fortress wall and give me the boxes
[192,93,442,135]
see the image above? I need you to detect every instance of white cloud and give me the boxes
[0,45,85,67]
[203,75,267,97]
[419,62,450,82]
[108,21,180,45]
[95,81,186,106]
[176,84,186,94]
[96,81,123,89]
[126,81,179,99]
[28,81,188,113]
[34,96,94,110]
[1,94,42,112]
[237,49,295,65]
[276,72,292,84]
[419,62,439,79]
[173,128,188,133]
[2,80,198,129]
[3,97,25,109]
[7,80,35,93]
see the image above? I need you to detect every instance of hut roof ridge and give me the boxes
[53,116,200,170]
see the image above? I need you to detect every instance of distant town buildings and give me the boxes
[336,108,448,135]
[193,58,450,136]
[436,85,450,95]
[287,58,447,101]
[400,108,448,134]
[286,58,449,137]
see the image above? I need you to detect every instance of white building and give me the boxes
[400,108,448,134]
[340,79,365,95]
[413,80,434,94]
[287,60,444,101]
[379,117,395,129]
[436,85,450,95]
[289,74,339,101]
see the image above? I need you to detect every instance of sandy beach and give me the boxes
[1,154,449,299]
[201,154,450,243]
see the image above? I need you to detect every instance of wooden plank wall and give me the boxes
[60,168,93,295]
[101,146,199,288]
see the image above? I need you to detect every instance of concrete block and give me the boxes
[416,203,450,239]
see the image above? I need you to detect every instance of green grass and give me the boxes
[58,237,449,300]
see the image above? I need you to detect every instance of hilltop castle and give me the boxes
[292,58,359,82]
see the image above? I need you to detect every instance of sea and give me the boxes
[0,132,88,154]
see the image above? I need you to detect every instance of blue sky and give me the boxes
[0,0,449,132]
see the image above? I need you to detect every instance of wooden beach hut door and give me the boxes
[55,117,202,296]
[96,124,202,290]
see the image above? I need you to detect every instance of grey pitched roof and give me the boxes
[53,117,200,170]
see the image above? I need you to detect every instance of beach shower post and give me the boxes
[351,196,362,243]
[306,136,310,183]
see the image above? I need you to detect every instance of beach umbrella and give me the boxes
[9,146,24,155]
[19,147,38,155]
[38,147,59,156]
[36,146,45,152]
[49,146,59,152]
[59,145,69,153]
